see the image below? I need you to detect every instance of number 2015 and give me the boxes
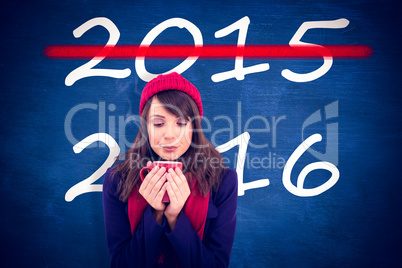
[65,16,349,86]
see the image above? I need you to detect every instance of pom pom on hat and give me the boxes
[139,72,203,117]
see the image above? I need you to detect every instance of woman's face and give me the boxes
[147,97,193,161]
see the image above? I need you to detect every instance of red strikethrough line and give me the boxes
[44,44,372,59]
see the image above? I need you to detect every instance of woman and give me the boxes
[103,72,238,267]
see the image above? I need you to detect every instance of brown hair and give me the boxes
[109,90,226,202]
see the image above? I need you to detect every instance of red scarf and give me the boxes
[128,178,209,240]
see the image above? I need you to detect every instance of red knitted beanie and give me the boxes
[139,72,203,118]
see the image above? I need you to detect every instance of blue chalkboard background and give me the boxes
[1,0,401,267]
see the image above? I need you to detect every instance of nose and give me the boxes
[163,123,177,141]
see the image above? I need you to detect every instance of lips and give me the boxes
[162,146,178,152]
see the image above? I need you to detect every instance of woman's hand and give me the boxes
[164,167,191,231]
[139,161,168,217]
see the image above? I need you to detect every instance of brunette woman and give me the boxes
[103,72,238,267]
